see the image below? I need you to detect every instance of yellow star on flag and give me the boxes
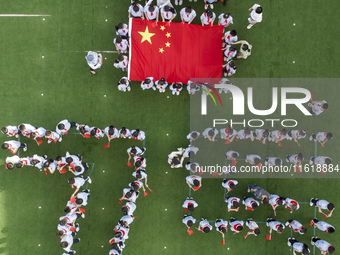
[159,48,164,53]
[165,42,171,47]
[160,25,166,31]
[138,27,155,44]
[165,32,171,38]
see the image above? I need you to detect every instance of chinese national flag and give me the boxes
[129,19,223,83]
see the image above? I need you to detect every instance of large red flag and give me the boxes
[128,18,223,83]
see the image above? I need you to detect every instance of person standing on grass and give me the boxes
[308,100,328,115]
[311,237,335,254]
[247,4,262,29]
[85,51,103,75]
[287,238,310,255]
[231,40,252,59]
[198,218,213,233]
[310,198,335,218]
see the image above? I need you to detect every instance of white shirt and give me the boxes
[133,156,146,168]
[222,180,238,189]
[118,84,129,91]
[119,128,131,138]
[266,157,282,166]
[114,38,129,51]
[132,170,147,180]
[290,130,306,139]
[104,126,119,138]
[315,240,332,252]
[66,152,81,164]
[245,154,261,164]
[182,199,198,208]
[200,12,216,25]
[187,131,200,140]
[202,128,218,138]
[86,52,103,70]
[127,146,142,155]
[72,177,86,189]
[250,4,262,22]
[57,224,73,236]
[246,220,259,231]
[185,175,201,186]
[224,45,237,59]
[18,123,36,137]
[125,202,137,216]
[65,201,78,215]
[116,24,128,36]
[77,191,89,206]
[224,31,238,44]
[237,129,252,140]
[120,215,135,225]
[230,220,244,232]
[59,214,77,225]
[315,221,334,232]
[315,132,329,142]
[199,220,212,230]
[161,8,176,20]
[288,154,301,164]
[218,13,233,26]
[316,200,331,210]
[6,155,20,165]
[268,221,284,232]
[56,120,71,134]
[215,220,228,230]
[115,225,130,239]
[61,234,73,252]
[128,4,144,17]
[180,8,196,23]
[289,220,303,233]
[220,128,237,139]
[183,146,199,157]
[32,154,46,169]
[114,56,129,69]
[131,130,146,140]
[3,126,18,137]
[183,215,196,225]
[155,80,168,90]
[292,242,305,253]
[72,163,85,176]
[285,198,299,210]
[145,6,159,20]
[89,127,104,139]
[314,156,331,165]
[225,197,240,209]
[141,77,155,89]
[123,188,138,203]
[244,197,260,208]
[313,100,327,115]
[169,83,183,92]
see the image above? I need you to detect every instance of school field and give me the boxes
[0,0,339,255]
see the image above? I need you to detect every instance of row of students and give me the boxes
[109,144,149,255]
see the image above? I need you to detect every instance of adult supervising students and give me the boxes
[85,51,103,75]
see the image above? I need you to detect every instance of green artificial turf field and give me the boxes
[0,0,339,255]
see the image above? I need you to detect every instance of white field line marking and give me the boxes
[61,50,118,53]
[0,14,51,17]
